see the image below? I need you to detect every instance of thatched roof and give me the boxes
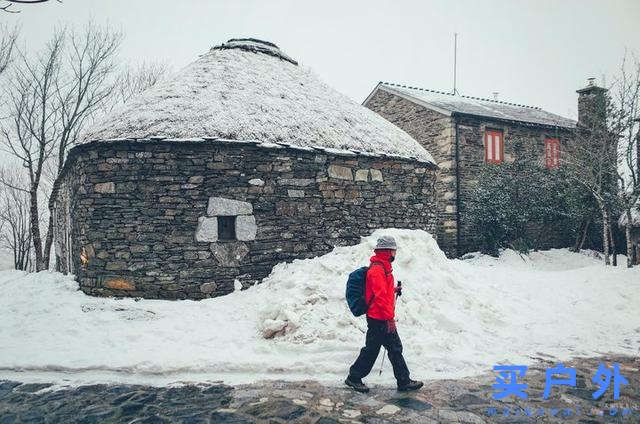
[83,39,434,164]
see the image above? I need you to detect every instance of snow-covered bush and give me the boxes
[466,152,596,255]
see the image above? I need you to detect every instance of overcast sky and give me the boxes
[3,0,639,120]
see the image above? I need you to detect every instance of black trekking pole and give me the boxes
[378,281,402,376]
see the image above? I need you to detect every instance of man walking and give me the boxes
[345,235,423,393]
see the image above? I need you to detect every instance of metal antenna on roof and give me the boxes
[453,33,459,95]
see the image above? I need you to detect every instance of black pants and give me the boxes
[349,317,410,382]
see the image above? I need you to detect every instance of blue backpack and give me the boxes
[345,262,382,317]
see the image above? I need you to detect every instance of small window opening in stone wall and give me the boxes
[195,197,256,243]
[218,216,237,241]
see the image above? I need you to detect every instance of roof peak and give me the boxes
[227,38,279,48]
[381,82,541,110]
[211,38,298,65]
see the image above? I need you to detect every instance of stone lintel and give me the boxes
[208,197,253,216]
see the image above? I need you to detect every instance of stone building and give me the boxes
[53,39,438,300]
[364,81,601,257]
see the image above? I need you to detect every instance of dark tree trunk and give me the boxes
[43,175,64,270]
[624,209,634,268]
[572,219,590,252]
[43,212,54,270]
[601,206,611,265]
[29,186,44,271]
[609,210,617,266]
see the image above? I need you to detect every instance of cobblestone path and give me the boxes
[0,355,637,423]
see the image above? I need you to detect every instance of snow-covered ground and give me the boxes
[0,229,638,389]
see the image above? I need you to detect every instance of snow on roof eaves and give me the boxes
[379,83,577,129]
[72,138,437,165]
[81,41,435,165]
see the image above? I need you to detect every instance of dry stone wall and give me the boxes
[364,89,457,256]
[54,139,437,300]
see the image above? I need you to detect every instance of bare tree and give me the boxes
[566,52,640,266]
[564,87,620,265]
[0,29,63,272]
[0,22,122,271]
[0,23,18,75]
[114,61,170,105]
[0,166,35,270]
[614,53,640,267]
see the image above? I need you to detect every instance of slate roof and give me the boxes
[370,82,576,129]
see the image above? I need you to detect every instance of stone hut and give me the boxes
[53,39,438,300]
[364,82,583,257]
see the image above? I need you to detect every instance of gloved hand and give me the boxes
[386,319,397,333]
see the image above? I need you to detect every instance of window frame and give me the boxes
[484,129,504,164]
[545,137,561,168]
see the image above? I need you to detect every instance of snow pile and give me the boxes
[255,228,475,345]
[0,229,638,388]
[82,40,434,164]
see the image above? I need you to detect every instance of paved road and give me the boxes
[0,355,637,423]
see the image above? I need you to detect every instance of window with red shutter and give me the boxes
[484,129,504,164]
[545,138,560,168]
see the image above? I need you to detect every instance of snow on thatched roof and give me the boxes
[618,201,640,227]
[372,83,576,129]
[83,39,434,164]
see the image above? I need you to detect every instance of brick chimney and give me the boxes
[576,78,607,128]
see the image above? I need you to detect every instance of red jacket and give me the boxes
[365,250,396,320]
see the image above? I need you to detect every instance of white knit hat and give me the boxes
[375,235,397,250]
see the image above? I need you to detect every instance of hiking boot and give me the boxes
[397,379,424,392]
[344,376,370,393]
